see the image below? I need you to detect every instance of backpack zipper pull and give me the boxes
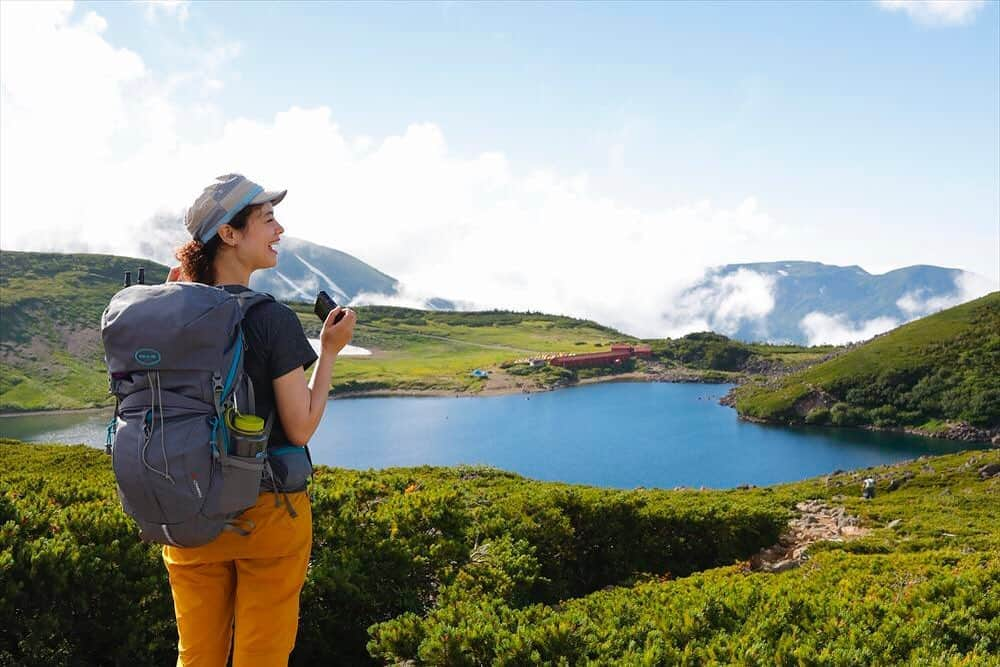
[212,371,226,413]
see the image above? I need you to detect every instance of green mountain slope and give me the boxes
[733,291,1000,437]
[3,440,997,664]
[0,251,169,411]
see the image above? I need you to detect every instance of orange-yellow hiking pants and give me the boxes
[162,491,312,667]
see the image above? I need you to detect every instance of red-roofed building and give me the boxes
[549,342,653,369]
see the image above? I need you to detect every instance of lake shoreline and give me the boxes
[733,411,999,447]
[330,367,737,400]
[6,371,996,449]
[10,374,993,449]
[0,370,732,415]
[0,405,112,418]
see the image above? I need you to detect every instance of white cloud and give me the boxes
[876,0,986,26]
[800,270,995,346]
[351,283,476,311]
[798,270,995,346]
[0,3,790,339]
[799,312,900,346]
[896,271,995,317]
[139,0,191,24]
[662,269,778,339]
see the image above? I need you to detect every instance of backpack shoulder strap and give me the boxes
[228,288,277,415]
[230,287,276,317]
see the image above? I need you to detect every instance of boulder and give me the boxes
[887,471,915,491]
[978,463,1000,480]
[768,559,800,573]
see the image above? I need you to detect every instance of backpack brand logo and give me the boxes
[134,348,162,366]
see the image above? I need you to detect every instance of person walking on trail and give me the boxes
[164,173,356,666]
[862,477,876,500]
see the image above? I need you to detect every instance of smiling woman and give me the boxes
[163,173,357,666]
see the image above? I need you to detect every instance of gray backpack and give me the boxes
[101,282,284,547]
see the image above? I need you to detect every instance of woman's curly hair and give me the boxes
[174,205,256,285]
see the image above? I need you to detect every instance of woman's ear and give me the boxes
[217,224,240,247]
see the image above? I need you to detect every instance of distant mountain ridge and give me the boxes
[132,218,456,309]
[675,261,993,345]
[251,236,400,303]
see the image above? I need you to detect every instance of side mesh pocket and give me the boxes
[203,454,264,518]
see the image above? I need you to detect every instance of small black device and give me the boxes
[314,290,346,324]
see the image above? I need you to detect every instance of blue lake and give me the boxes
[0,382,983,489]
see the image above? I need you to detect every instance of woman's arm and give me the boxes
[273,307,356,446]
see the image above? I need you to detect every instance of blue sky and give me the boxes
[86,1,1000,217]
[1,0,997,338]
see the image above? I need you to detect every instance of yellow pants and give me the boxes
[162,491,312,667]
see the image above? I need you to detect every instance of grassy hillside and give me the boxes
[291,302,637,394]
[2,250,832,411]
[648,331,836,371]
[2,440,996,664]
[0,251,169,411]
[733,292,1000,436]
[0,250,639,408]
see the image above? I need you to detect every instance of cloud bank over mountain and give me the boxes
[671,263,994,345]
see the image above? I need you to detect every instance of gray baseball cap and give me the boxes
[184,173,287,242]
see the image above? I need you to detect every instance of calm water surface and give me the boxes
[1,382,983,489]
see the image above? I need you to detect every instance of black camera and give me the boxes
[314,290,346,324]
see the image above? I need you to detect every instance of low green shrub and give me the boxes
[369,551,1000,664]
[804,407,830,424]
[830,402,866,427]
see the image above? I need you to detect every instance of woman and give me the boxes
[164,173,356,666]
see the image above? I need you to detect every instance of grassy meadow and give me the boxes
[291,303,634,394]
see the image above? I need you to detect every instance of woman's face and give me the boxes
[231,202,284,270]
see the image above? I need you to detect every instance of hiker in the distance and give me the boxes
[164,173,356,666]
[862,477,876,500]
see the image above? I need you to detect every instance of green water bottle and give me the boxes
[226,409,268,458]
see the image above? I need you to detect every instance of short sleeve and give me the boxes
[262,303,319,380]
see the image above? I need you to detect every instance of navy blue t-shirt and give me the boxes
[221,285,318,449]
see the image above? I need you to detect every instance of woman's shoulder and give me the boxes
[247,296,303,328]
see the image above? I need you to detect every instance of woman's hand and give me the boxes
[320,307,356,355]
[166,266,182,283]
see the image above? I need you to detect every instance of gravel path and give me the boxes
[751,499,869,573]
